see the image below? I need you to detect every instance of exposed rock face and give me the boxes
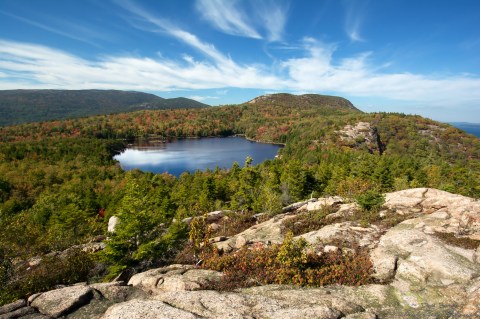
[337,122,384,154]
[371,222,480,284]
[128,265,223,295]
[10,188,480,319]
[0,300,26,315]
[30,285,94,318]
[182,210,231,224]
[304,196,343,211]
[101,299,199,319]
[298,222,381,249]
[154,287,362,319]
[215,213,294,252]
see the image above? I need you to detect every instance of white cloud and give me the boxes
[216,89,229,95]
[195,0,261,39]
[187,95,219,102]
[0,39,281,91]
[195,0,288,41]
[0,37,479,118]
[282,39,480,106]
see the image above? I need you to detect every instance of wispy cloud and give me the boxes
[195,0,288,41]
[115,0,233,67]
[195,0,261,39]
[0,10,101,47]
[187,95,219,102]
[343,0,368,42]
[254,0,289,41]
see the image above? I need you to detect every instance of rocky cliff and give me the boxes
[1,188,479,319]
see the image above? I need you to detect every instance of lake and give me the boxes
[450,122,480,138]
[114,136,282,176]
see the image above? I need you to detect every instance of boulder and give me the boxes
[234,235,248,249]
[0,300,26,315]
[30,285,94,318]
[297,222,381,250]
[306,196,343,211]
[128,265,222,295]
[282,199,315,213]
[208,223,221,232]
[215,213,294,252]
[108,216,119,233]
[207,236,227,244]
[81,242,106,253]
[370,221,480,284]
[384,188,427,209]
[89,282,136,303]
[205,210,228,223]
[101,299,199,319]
[182,210,231,225]
[0,306,36,318]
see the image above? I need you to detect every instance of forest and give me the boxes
[1,93,479,303]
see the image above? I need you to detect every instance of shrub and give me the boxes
[201,233,373,291]
[210,212,258,237]
[355,189,385,212]
[0,248,94,305]
[281,205,337,236]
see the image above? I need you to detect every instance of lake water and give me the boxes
[114,137,282,176]
[450,122,480,138]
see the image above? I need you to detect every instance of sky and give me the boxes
[0,0,479,122]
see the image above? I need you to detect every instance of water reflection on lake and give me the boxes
[114,137,282,176]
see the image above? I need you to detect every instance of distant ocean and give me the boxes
[450,122,480,138]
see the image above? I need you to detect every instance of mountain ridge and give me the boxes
[0,89,209,126]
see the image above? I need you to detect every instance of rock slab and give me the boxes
[30,285,93,318]
[101,299,199,319]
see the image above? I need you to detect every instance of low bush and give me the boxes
[201,232,373,290]
[210,212,259,237]
[433,232,480,250]
[281,206,337,236]
[0,248,94,305]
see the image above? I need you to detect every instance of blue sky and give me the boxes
[0,0,479,122]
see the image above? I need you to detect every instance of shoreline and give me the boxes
[125,134,286,147]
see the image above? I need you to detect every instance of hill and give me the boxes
[247,93,360,112]
[0,89,209,126]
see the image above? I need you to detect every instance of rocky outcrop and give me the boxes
[181,210,231,224]
[101,299,199,319]
[30,285,94,318]
[128,265,223,295]
[0,299,43,319]
[7,188,479,318]
[337,122,384,154]
[297,222,382,250]
[215,213,294,253]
